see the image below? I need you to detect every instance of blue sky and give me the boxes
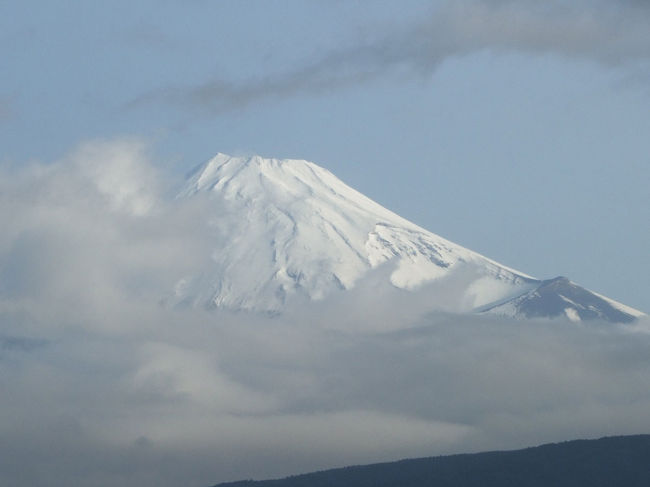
[1,0,649,311]
[2,4,650,485]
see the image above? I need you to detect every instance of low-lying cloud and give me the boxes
[1,138,649,486]
[133,0,650,115]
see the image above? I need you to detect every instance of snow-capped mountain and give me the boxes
[483,277,644,323]
[174,153,644,323]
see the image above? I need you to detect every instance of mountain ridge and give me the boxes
[172,153,643,322]
[210,434,650,487]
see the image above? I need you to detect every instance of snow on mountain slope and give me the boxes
[173,153,644,323]
[174,153,535,313]
[482,277,643,323]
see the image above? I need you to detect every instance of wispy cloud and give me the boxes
[131,0,650,115]
[1,138,649,486]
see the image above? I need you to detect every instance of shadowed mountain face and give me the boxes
[174,153,644,323]
[484,277,639,323]
[212,435,650,487]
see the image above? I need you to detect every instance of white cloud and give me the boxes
[0,138,649,486]
[68,138,160,217]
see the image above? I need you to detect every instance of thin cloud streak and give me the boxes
[131,0,650,115]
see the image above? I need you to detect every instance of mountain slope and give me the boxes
[174,153,643,322]
[211,434,650,487]
[483,277,644,323]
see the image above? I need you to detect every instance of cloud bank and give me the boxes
[133,0,650,114]
[1,138,649,486]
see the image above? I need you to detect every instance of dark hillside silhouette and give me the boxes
[213,435,650,487]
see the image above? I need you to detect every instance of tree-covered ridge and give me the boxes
[213,435,650,487]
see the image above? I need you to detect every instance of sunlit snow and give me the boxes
[175,153,536,312]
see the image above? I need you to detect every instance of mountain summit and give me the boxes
[174,153,643,323]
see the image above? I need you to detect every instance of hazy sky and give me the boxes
[1,2,650,486]
[1,0,648,311]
